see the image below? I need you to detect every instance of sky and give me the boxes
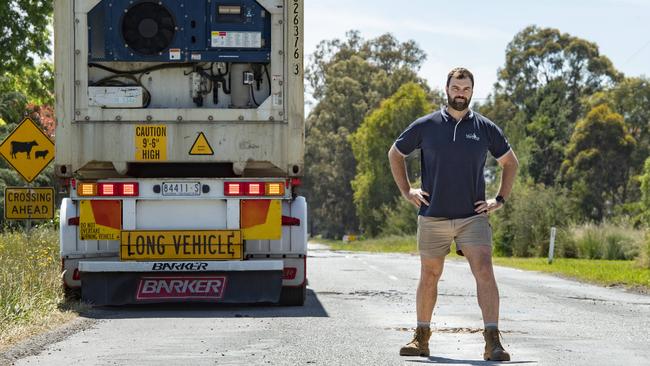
[304,0,650,104]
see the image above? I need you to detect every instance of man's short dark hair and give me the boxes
[446,67,474,88]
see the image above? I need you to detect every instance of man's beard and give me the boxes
[448,95,471,111]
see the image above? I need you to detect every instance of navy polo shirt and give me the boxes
[394,107,511,219]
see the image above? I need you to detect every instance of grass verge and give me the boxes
[0,226,82,352]
[320,235,421,254]
[315,236,650,291]
[491,257,650,291]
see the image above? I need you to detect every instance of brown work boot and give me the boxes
[483,328,510,361]
[399,327,431,356]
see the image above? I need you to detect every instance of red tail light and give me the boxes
[282,216,301,226]
[121,183,139,196]
[99,183,115,196]
[225,182,242,196]
[247,183,264,196]
[282,267,297,280]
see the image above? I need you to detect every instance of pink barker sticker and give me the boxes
[136,276,227,300]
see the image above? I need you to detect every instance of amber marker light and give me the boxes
[266,182,285,196]
[77,183,97,196]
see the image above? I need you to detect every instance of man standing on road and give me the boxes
[388,67,519,361]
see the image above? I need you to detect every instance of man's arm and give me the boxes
[495,150,519,200]
[388,144,429,208]
[473,149,519,214]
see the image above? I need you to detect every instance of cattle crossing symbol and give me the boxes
[0,117,55,183]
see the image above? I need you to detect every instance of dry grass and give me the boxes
[569,222,645,260]
[0,312,79,352]
[0,225,81,351]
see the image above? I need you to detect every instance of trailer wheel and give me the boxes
[279,284,306,306]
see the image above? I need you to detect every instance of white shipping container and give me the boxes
[54,0,308,306]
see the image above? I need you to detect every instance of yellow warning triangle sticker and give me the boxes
[189,132,214,155]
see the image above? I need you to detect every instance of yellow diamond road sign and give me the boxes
[0,117,55,183]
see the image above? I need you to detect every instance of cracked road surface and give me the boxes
[7,243,650,365]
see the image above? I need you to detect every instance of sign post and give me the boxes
[26,183,32,236]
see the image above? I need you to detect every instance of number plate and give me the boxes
[162,182,201,196]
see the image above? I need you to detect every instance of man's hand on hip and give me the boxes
[404,188,430,208]
[474,199,503,214]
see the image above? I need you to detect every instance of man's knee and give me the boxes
[420,259,444,281]
[472,262,496,283]
[463,246,495,279]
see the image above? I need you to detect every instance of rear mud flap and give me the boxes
[80,270,282,306]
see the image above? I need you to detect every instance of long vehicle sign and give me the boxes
[120,230,242,260]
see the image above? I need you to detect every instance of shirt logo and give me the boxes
[466,133,480,141]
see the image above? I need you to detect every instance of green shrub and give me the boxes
[604,233,626,260]
[639,157,650,227]
[556,227,578,258]
[576,225,603,259]
[491,179,576,257]
[379,197,418,237]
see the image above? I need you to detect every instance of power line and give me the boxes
[623,39,650,65]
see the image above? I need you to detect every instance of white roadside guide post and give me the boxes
[548,227,557,264]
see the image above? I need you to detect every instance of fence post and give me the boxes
[548,227,557,264]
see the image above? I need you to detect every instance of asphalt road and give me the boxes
[7,243,650,365]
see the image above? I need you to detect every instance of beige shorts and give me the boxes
[417,214,492,257]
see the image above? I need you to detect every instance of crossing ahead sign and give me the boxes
[4,187,55,220]
[0,117,55,183]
